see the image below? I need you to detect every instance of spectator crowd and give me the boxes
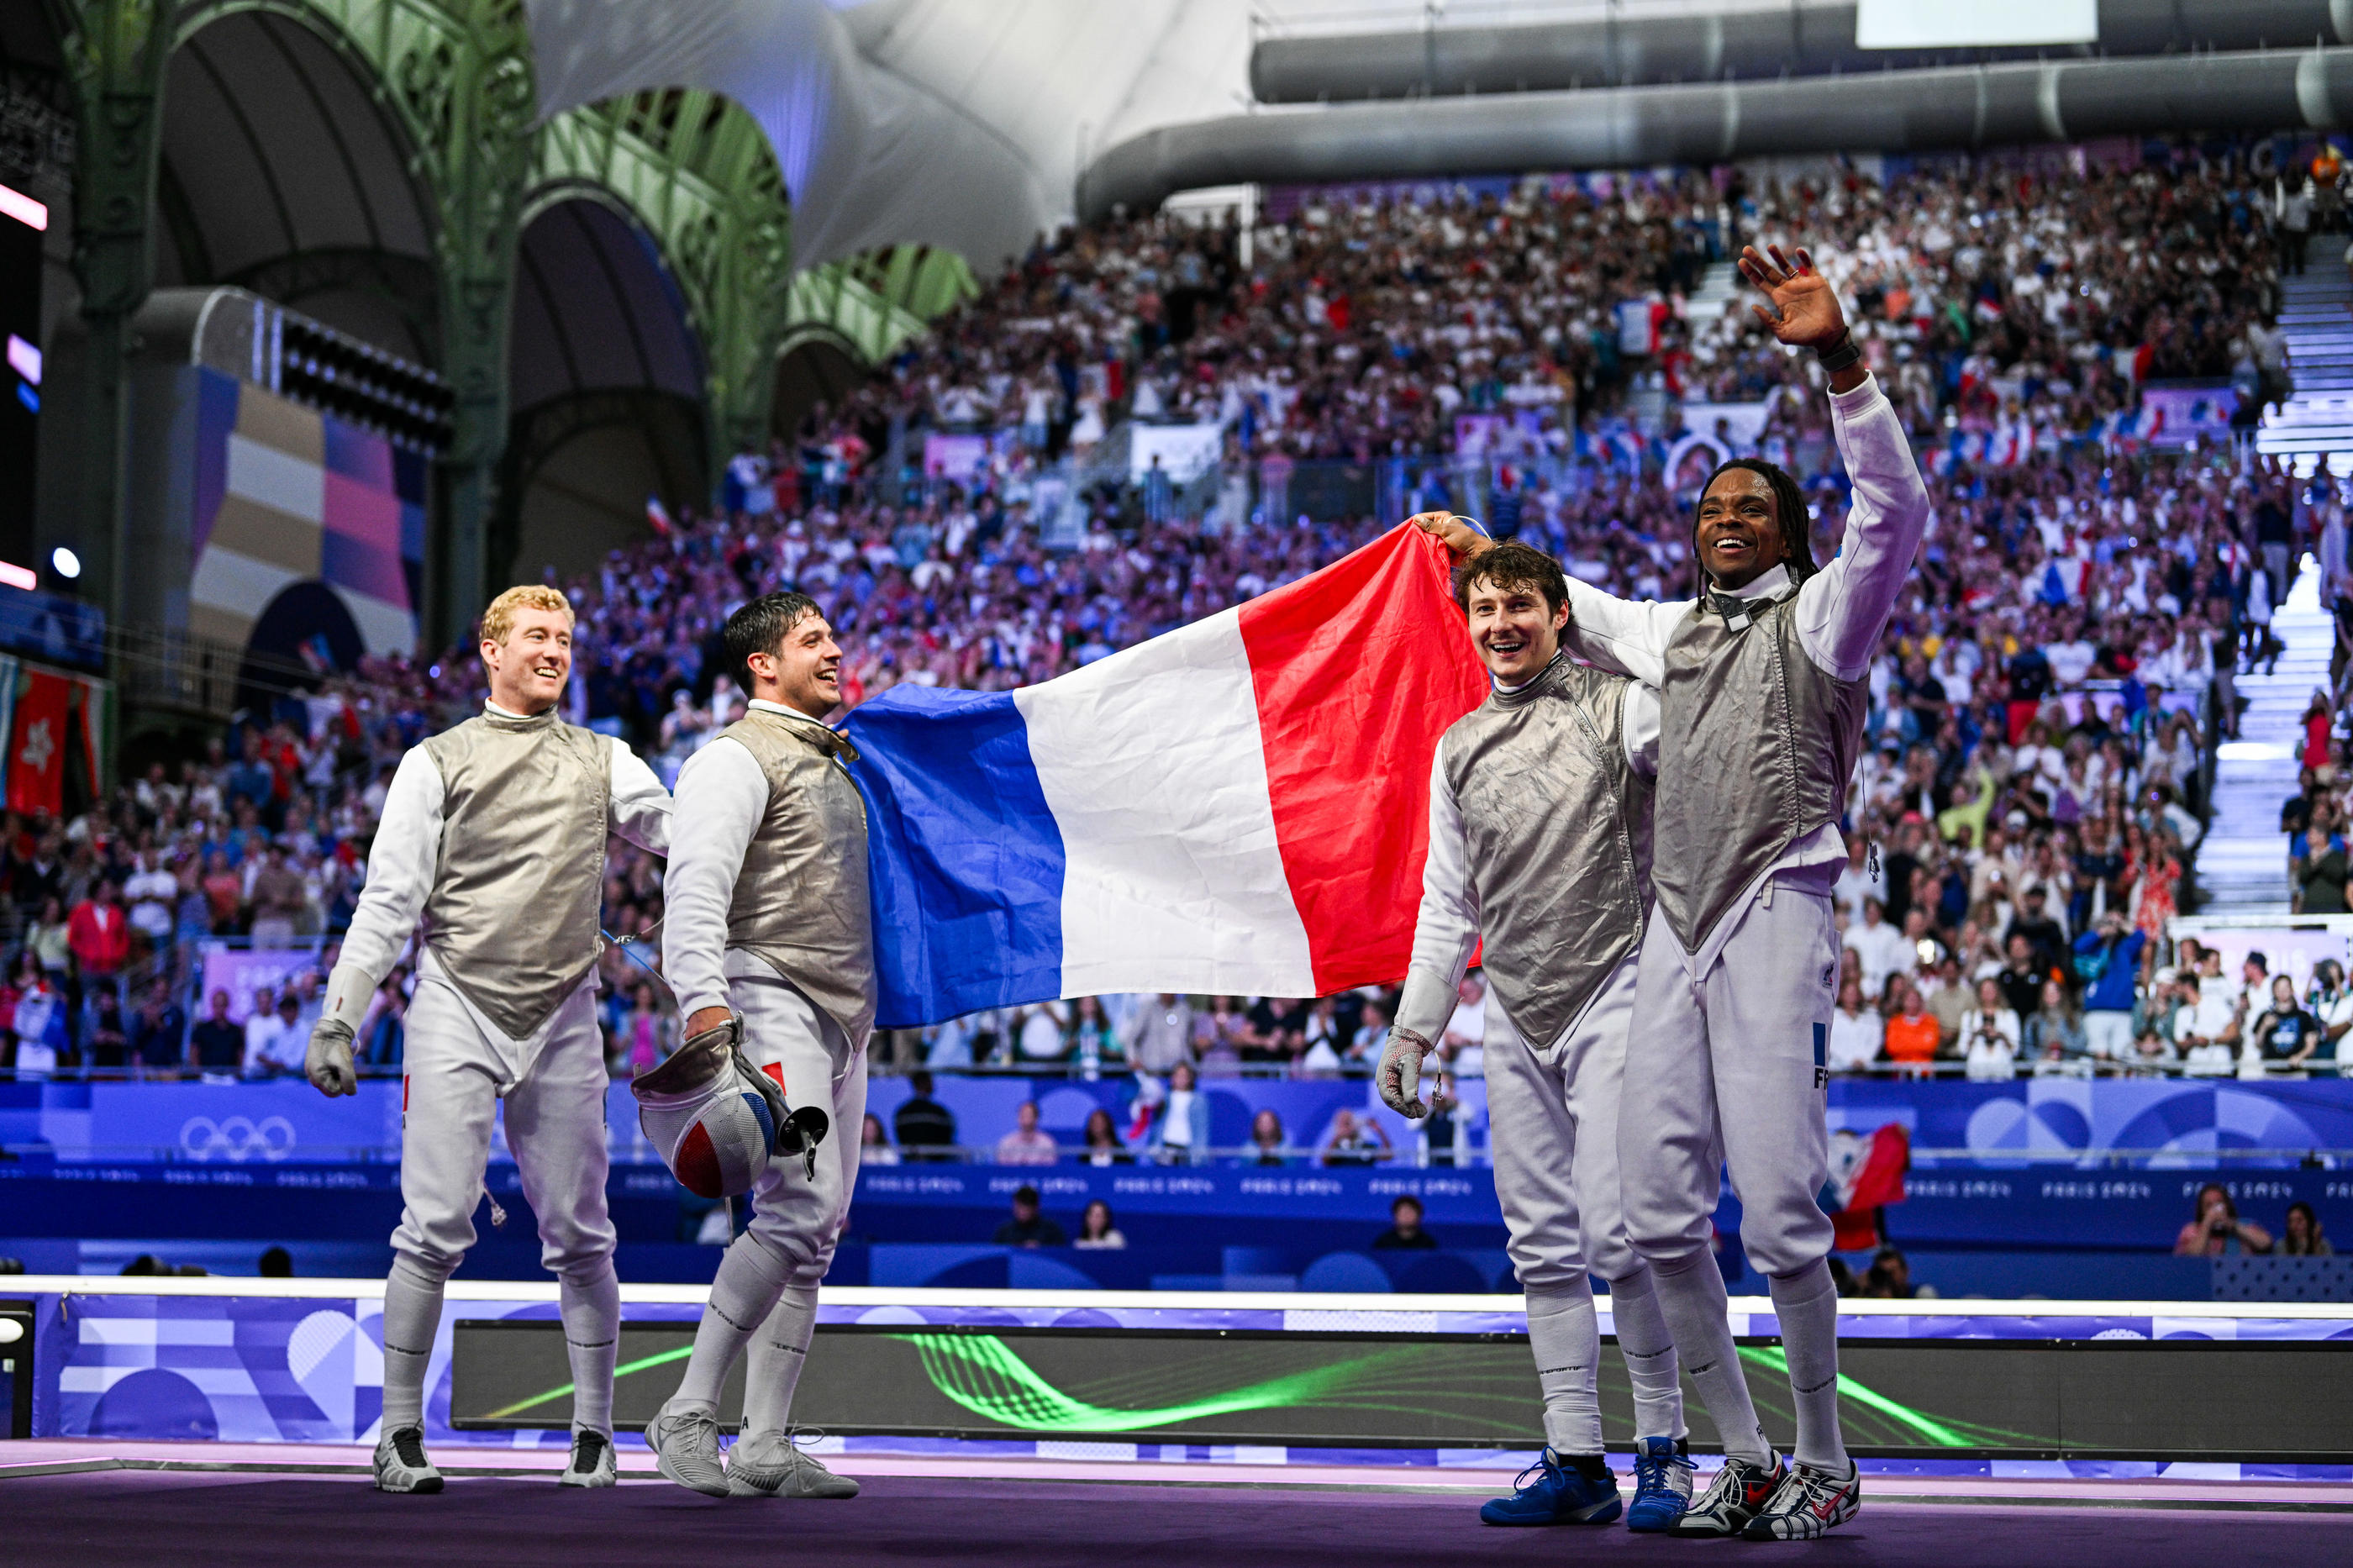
[3,142,2349,1111]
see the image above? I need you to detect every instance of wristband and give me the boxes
[1816,332,1864,375]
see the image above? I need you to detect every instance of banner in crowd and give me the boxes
[921,432,991,482]
[2135,382,2238,450]
[8,665,68,814]
[197,943,332,1023]
[2,660,117,817]
[1127,422,1224,485]
[843,524,1487,1026]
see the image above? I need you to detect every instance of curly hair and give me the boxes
[480,585,575,646]
[1452,540,1568,618]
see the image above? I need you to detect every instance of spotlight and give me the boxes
[50,546,80,579]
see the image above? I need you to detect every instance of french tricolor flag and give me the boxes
[844,525,1487,1027]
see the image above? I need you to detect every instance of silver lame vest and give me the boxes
[418,711,611,1039]
[720,708,877,1043]
[1654,592,1866,952]
[1443,657,1651,1047]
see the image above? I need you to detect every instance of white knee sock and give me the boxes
[1523,1276,1603,1455]
[380,1255,449,1434]
[559,1259,621,1438]
[1648,1249,1771,1465]
[1768,1260,1848,1473]
[1603,1265,1687,1442]
[671,1232,792,1413]
[740,1282,822,1438]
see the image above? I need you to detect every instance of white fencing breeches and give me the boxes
[1618,886,1837,1279]
[1486,957,1643,1288]
[736,973,867,1286]
[390,975,615,1281]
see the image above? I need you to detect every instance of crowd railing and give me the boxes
[6,1054,2343,1084]
[4,1139,2344,1172]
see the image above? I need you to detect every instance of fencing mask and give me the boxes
[630,1013,829,1198]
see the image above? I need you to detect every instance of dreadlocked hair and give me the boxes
[1693,457,1817,587]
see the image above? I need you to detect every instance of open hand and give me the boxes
[1739,244,1847,351]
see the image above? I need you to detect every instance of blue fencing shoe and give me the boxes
[1625,1435,1696,1532]
[1478,1450,1624,1526]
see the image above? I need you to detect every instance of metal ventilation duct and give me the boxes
[1082,46,2353,221]
[1251,1,2353,103]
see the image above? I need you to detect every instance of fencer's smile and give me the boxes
[1695,466,1786,589]
[1462,572,1566,684]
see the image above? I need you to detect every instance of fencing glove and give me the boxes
[307,1017,358,1097]
[1377,1026,1442,1118]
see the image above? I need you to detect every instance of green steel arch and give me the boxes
[529,88,789,476]
[61,0,975,651]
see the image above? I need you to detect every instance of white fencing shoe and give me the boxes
[650,1402,731,1497]
[373,1426,444,1494]
[726,1430,861,1499]
[558,1428,617,1488]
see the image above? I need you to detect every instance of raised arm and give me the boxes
[1409,511,1684,685]
[661,737,769,1029]
[1621,681,1661,780]
[1723,243,1931,679]
[1561,581,1685,687]
[1796,375,1934,679]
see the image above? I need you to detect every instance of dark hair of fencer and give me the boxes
[1694,456,1816,587]
[724,589,821,693]
[1452,541,1569,621]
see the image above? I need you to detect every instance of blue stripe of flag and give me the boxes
[843,685,1066,1028]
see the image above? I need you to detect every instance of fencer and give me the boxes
[1420,241,1930,1540]
[1381,541,1694,1532]
[305,585,671,1493]
[649,589,872,1501]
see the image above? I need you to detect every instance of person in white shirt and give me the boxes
[260,993,311,1076]
[1959,979,2021,1081]
[1829,836,1886,928]
[2308,960,2353,1074]
[1841,898,1911,1002]
[1015,999,1071,1062]
[242,985,287,1076]
[302,585,671,1495]
[2173,974,2242,1076]
[1825,979,1884,1073]
[122,854,178,946]
[649,591,868,1504]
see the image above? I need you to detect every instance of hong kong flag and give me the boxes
[8,670,68,816]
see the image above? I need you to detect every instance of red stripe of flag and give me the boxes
[1238,524,1487,995]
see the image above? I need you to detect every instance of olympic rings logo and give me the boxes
[178,1115,298,1163]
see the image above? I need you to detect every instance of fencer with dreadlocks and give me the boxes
[304,585,671,1493]
[1420,243,1930,1541]
[649,590,872,1502]
[1382,541,1693,1533]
